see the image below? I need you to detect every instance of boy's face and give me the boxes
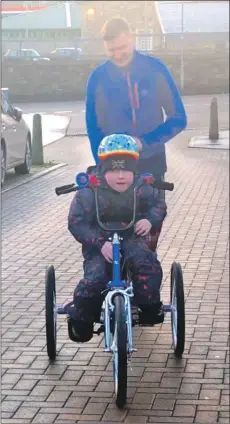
[105,169,134,192]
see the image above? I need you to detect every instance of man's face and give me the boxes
[105,169,134,192]
[104,32,134,67]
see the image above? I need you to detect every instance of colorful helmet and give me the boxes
[98,134,139,161]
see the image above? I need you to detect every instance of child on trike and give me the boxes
[46,134,185,408]
[67,134,167,342]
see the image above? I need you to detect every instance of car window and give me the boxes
[17,50,26,57]
[30,50,39,57]
[1,94,14,116]
[7,50,17,57]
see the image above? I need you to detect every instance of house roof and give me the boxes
[2,3,81,29]
[156,1,229,33]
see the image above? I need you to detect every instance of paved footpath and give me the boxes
[1,128,229,424]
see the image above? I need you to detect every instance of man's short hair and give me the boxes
[101,18,131,41]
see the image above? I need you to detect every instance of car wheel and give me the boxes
[15,136,32,175]
[1,143,6,187]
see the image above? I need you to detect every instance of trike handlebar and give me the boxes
[55,184,79,196]
[55,180,174,196]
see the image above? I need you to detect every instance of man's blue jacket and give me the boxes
[86,50,187,175]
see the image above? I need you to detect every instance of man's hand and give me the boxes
[101,241,113,263]
[135,219,152,236]
[133,137,143,152]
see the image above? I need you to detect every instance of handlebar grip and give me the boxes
[55,185,79,196]
[56,183,75,191]
[152,181,174,191]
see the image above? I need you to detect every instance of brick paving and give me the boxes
[1,163,66,194]
[1,128,229,424]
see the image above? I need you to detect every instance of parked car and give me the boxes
[4,49,50,62]
[1,92,32,186]
[49,47,82,59]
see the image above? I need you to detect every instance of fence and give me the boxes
[2,32,229,56]
[2,32,229,93]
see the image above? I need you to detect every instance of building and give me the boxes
[2,1,164,55]
[1,1,49,19]
[80,1,164,52]
[2,1,53,8]
[2,3,81,54]
[156,1,229,33]
[155,1,229,51]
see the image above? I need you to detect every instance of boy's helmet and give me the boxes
[98,134,139,161]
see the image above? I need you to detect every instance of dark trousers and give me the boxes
[74,239,163,324]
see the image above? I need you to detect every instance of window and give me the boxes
[1,93,14,116]
[28,30,39,38]
[136,29,153,51]
[22,50,39,57]
[58,49,66,56]
[5,30,25,39]
[5,49,17,57]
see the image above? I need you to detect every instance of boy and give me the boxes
[68,134,167,342]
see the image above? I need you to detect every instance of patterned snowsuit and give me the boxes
[68,175,167,325]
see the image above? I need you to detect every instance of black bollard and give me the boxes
[32,114,44,165]
[209,97,219,141]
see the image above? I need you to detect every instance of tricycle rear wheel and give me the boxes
[45,265,57,361]
[170,262,185,358]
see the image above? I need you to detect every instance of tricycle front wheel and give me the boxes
[113,294,127,408]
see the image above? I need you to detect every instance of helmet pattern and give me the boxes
[98,134,139,160]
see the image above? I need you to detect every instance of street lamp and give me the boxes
[86,7,95,18]
[86,7,96,38]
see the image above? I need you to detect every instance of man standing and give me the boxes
[85,18,187,249]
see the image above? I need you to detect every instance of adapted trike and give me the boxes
[45,170,185,408]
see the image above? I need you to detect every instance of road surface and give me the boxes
[23,113,70,146]
[16,94,229,137]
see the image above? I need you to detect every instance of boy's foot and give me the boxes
[138,302,164,326]
[66,307,94,342]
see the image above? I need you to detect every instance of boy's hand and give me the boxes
[101,241,113,263]
[135,219,152,236]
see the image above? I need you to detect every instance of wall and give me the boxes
[2,49,229,102]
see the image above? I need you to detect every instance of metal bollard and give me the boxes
[209,97,219,141]
[32,114,44,165]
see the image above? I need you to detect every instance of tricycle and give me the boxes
[45,170,185,408]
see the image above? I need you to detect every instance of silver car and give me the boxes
[1,93,32,186]
[4,49,50,62]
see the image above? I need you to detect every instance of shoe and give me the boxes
[67,317,82,342]
[66,309,94,343]
[138,302,164,326]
